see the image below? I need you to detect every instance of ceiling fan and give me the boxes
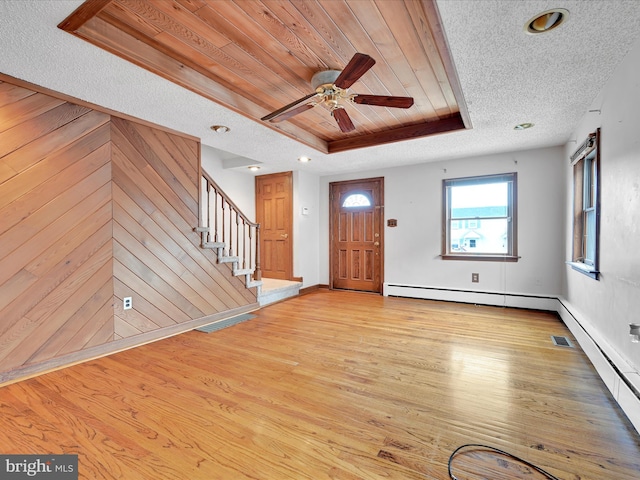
[261,53,414,133]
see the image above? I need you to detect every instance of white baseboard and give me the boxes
[383,283,640,434]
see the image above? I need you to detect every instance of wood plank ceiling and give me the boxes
[59,0,469,153]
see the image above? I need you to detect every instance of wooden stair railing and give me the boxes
[195,172,262,289]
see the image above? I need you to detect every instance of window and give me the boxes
[342,193,371,208]
[570,129,600,279]
[443,173,517,261]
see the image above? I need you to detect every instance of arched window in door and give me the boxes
[342,193,372,208]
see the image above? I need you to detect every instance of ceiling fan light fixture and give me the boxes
[210,125,230,133]
[514,122,534,130]
[525,9,569,34]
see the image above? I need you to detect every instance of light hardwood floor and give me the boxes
[1,290,638,479]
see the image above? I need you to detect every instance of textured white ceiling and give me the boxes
[1,0,640,176]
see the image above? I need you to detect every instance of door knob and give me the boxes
[374,241,379,246]
[281,233,288,238]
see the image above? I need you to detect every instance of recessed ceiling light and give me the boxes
[514,123,534,130]
[525,9,569,34]
[248,166,260,171]
[210,125,230,133]
[298,156,311,163]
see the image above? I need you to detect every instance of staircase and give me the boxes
[194,226,302,306]
[196,172,301,306]
[194,226,263,291]
[195,172,263,296]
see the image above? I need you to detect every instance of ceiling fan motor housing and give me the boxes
[311,70,342,91]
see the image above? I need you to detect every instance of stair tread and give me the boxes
[234,268,254,276]
[219,256,240,263]
[203,241,225,248]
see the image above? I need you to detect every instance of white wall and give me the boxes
[202,146,322,288]
[200,145,256,218]
[293,170,321,287]
[562,37,640,376]
[319,146,565,300]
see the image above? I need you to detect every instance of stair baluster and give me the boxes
[196,172,262,289]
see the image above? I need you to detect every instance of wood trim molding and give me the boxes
[0,72,199,142]
[57,0,114,32]
[441,255,520,262]
[419,0,472,130]
[328,114,466,153]
[0,303,259,387]
[299,284,320,296]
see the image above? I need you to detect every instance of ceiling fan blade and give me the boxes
[261,92,318,122]
[332,107,355,133]
[334,53,376,89]
[270,103,315,123]
[353,94,414,108]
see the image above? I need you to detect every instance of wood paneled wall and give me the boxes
[111,116,256,339]
[0,76,257,384]
[0,79,114,374]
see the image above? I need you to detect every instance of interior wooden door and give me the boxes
[256,172,293,280]
[330,178,384,293]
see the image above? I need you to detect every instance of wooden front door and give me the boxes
[330,178,384,293]
[256,172,293,280]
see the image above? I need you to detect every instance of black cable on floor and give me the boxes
[447,443,562,480]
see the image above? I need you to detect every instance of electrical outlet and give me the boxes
[123,297,133,310]
[471,273,479,283]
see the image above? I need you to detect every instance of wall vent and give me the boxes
[551,335,574,348]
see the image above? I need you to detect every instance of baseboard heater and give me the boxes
[383,283,558,311]
[556,299,640,432]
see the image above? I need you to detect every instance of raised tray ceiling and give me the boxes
[59,0,469,153]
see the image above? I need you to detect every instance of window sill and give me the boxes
[442,254,519,262]
[567,261,599,280]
